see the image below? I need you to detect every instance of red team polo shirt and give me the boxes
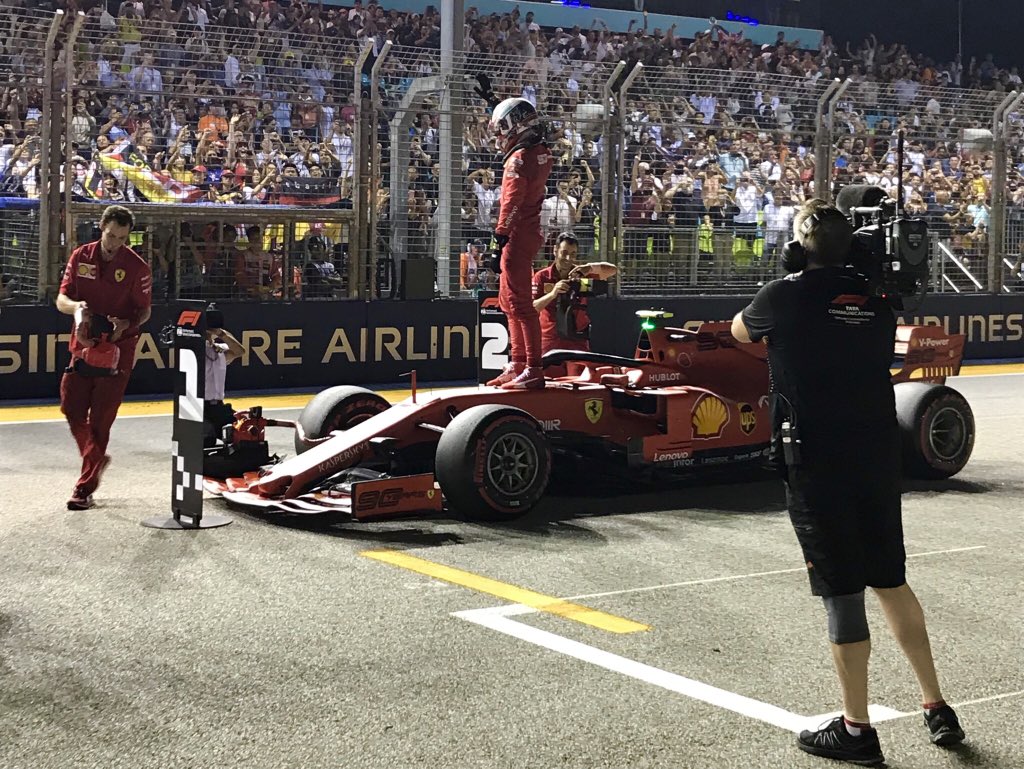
[532,263,597,352]
[59,241,152,363]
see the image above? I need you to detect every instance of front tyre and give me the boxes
[435,405,551,521]
[895,382,975,479]
[295,386,390,455]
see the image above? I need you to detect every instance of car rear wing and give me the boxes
[891,325,966,385]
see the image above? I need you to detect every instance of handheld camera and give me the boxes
[555,278,608,341]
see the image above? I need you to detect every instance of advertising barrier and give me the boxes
[2,295,1023,401]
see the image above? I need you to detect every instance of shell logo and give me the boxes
[692,394,730,439]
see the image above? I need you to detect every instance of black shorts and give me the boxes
[785,439,906,597]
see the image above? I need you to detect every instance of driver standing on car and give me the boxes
[474,76,552,390]
[532,231,617,357]
[730,199,964,766]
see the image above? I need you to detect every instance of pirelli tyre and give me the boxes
[435,405,552,521]
[295,386,390,455]
[895,382,975,480]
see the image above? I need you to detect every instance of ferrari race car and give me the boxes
[205,312,975,521]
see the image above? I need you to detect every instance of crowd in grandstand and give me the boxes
[1,0,1023,299]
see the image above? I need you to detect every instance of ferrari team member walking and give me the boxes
[478,87,552,389]
[56,205,152,510]
[731,199,964,765]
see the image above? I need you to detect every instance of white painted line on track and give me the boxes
[947,690,1024,708]
[454,605,811,733]
[454,546,993,733]
[560,546,987,602]
[807,690,1024,727]
[0,404,303,427]
[803,705,911,730]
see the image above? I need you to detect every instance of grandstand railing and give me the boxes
[1,8,1023,303]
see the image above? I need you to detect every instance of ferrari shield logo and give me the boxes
[584,398,603,424]
[115,268,126,282]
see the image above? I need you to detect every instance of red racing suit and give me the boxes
[496,142,552,368]
[59,240,152,496]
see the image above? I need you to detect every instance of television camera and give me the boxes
[781,184,930,312]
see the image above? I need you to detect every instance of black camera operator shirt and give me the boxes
[741,267,897,457]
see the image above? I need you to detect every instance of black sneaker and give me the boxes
[797,716,885,766]
[924,705,965,746]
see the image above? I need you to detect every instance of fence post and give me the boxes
[389,76,445,287]
[615,62,644,296]
[437,3,465,298]
[813,78,843,202]
[990,90,1023,294]
[599,61,626,271]
[368,41,392,297]
[352,41,375,299]
[61,13,86,281]
[37,10,64,302]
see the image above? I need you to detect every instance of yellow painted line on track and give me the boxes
[361,549,650,634]
[0,388,420,423]
[956,362,1024,376]
[2,361,1022,424]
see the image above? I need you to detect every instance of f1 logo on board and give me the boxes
[177,310,202,327]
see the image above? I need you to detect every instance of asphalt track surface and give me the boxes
[1,371,1022,769]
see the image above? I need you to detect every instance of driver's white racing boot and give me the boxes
[487,362,524,387]
[501,366,544,390]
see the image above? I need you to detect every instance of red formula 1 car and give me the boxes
[206,312,975,521]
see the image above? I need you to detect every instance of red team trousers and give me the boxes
[60,356,133,496]
[498,230,545,368]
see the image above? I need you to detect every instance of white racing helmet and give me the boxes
[488,97,541,155]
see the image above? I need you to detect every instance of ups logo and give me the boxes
[738,403,757,435]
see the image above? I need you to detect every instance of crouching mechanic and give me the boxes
[532,231,617,366]
[730,199,964,765]
[479,90,552,390]
[56,205,152,510]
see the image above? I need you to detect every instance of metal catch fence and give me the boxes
[1,6,1022,300]
[615,66,833,295]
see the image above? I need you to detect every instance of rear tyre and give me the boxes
[895,382,974,479]
[435,405,551,521]
[295,386,390,455]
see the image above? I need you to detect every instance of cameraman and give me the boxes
[532,231,617,357]
[730,199,963,765]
